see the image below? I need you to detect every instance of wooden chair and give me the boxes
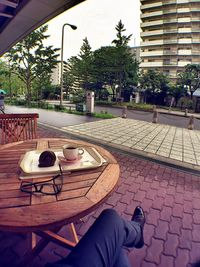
[0,113,39,144]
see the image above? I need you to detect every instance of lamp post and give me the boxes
[60,23,77,106]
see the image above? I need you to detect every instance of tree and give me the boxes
[75,38,94,92]
[6,25,59,104]
[111,20,138,99]
[168,85,186,107]
[139,69,170,104]
[92,45,139,101]
[178,64,200,99]
[0,59,23,98]
[92,46,118,99]
[112,20,132,47]
[62,60,77,97]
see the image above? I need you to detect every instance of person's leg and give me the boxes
[113,249,131,267]
[45,208,145,267]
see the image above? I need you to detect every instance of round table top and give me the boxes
[0,138,120,232]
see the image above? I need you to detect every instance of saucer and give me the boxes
[58,155,82,163]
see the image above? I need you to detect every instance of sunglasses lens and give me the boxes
[20,170,63,195]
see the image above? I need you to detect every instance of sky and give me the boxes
[45,0,140,61]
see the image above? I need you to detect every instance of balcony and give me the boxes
[141,28,196,37]
[141,2,162,10]
[178,38,192,43]
[141,11,163,19]
[177,8,190,13]
[141,39,179,47]
[163,0,177,5]
[176,0,190,3]
[141,29,164,37]
[141,20,164,28]
[140,61,163,67]
[141,50,177,57]
[178,61,192,66]
[177,49,192,55]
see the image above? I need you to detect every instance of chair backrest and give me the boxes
[0,113,39,144]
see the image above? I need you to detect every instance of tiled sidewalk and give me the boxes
[63,118,200,172]
[0,124,200,267]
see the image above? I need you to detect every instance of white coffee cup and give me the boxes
[63,145,84,161]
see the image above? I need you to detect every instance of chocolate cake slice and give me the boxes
[38,150,56,167]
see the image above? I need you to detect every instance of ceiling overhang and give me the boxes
[0,0,85,56]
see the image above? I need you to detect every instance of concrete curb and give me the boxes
[39,122,200,175]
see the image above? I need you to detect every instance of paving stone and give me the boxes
[147,208,160,226]
[141,198,153,214]
[144,224,155,246]
[164,233,179,257]
[174,248,190,267]
[128,245,147,267]
[160,254,174,267]
[150,181,160,190]
[160,206,172,222]
[184,192,193,202]
[164,195,174,207]
[179,229,192,250]
[134,175,145,184]
[134,190,146,202]
[140,181,151,191]
[166,186,176,195]
[145,238,163,264]
[174,193,184,204]
[193,209,200,224]
[114,201,127,216]
[120,191,134,205]
[172,203,184,218]
[182,213,193,230]
[193,198,200,209]
[106,192,122,206]
[146,189,157,201]
[169,217,182,235]
[190,242,200,265]
[141,261,157,267]
[154,220,169,241]
[159,180,169,188]
[192,224,200,242]
[152,196,164,211]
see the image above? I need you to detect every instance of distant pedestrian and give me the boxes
[0,92,5,111]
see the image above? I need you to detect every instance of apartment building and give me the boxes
[129,46,141,62]
[50,63,60,85]
[140,0,200,81]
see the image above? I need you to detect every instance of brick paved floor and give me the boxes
[1,125,200,267]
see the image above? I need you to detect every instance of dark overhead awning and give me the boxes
[0,0,85,56]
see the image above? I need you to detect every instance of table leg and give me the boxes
[31,232,37,249]
[36,228,77,250]
[16,224,79,267]
[69,223,79,244]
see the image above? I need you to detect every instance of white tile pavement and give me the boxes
[62,118,200,171]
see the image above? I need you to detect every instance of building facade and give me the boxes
[140,0,200,81]
[50,63,60,85]
[129,46,141,62]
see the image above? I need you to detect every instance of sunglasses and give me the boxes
[20,165,63,196]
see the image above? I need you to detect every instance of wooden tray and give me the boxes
[19,147,106,179]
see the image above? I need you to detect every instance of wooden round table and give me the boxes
[0,138,120,266]
[0,138,119,231]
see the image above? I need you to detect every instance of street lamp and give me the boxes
[60,23,77,106]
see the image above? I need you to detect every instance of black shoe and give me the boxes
[131,206,145,248]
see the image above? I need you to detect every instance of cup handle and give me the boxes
[78,148,84,155]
